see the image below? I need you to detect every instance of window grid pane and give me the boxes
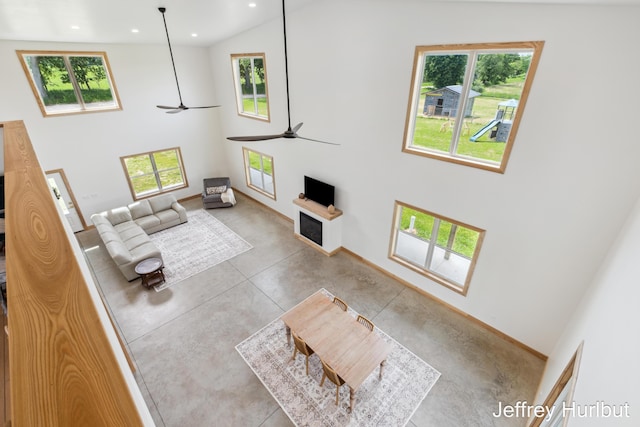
[243,147,275,199]
[121,148,187,200]
[403,42,544,173]
[390,202,484,295]
[69,56,117,108]
[232,53,269,121]
[130,175,159,196]
[18,50,121,116]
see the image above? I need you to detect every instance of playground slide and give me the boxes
[469,119,500,142]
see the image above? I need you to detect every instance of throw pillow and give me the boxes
[206,185,227,195]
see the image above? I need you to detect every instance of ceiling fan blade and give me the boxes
[166,109,184,114]
[227,133,285,142]
[292,122,303,133]
[296,135,341,146]
[157,105,180,109]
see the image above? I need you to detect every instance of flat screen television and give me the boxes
[304,176,335,207]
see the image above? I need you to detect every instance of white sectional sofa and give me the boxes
[91,193,187,281]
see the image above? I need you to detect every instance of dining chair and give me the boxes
[332,296,348,312]
[291,330,314,375]
[357,314,374,332]
[320,358,346,406]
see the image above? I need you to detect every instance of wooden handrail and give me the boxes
[2,121,150,426]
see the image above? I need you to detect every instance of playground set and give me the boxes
[469,98,518,142]
[422,85,518,143]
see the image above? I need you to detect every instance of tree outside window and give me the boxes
[121,148,188,200]
[17,50,121,116]
[231,53,270,121]
[403,41,544,173]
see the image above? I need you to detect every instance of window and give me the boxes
[121,148,188,200]
[243,147,276,199]
[17,50,121,117]
[231,53,270,121]
[389,201,485,295]
[403,41,544,173]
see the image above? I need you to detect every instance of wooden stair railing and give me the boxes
[2,121,152,426]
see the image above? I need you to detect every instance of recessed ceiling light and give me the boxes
[71,25,80,30]
[131,29,140,33]
[249,3,257,7]
[191,33,198,37]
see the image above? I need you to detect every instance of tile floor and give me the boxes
[77,192,544,427]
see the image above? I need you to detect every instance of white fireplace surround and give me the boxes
[293,198,343,255]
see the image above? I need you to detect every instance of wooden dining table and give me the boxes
[281,292,391,412]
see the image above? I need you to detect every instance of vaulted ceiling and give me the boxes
[1,0,637,47]
[0,0,314,46]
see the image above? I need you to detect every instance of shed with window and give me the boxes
[422,85,479,118]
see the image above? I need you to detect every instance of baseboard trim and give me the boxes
[340,248,547,361]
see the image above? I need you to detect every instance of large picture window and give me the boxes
[403,41,544,173]
[389,201,485,295]
[243,147,276,199]
[231,53,270,121]
[121,148,187,200]
[17,50,121,117]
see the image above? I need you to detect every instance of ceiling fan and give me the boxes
[156,7,220,114]
[227,0,338,145]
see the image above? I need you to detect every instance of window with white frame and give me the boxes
[389,201,485,295]
[243,147,276,199]
[121,148,188,200]
[403,41,544,173]
[231,53,270,121]
[17,50,121,117]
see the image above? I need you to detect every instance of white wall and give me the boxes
[210,0,640,355]
[2,0,640,357]
[0,40,229,223]
[533,196,640,425]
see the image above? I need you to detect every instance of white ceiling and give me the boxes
[0,0,638,47]
[0,0,314,47]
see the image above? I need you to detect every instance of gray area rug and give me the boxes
[236,289,441,426]
[149,209,252,291]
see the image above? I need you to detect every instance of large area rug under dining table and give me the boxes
[149,209,252,292]
[236,289,441,426]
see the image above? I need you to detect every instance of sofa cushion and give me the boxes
[105,240,133,264]
[134,215,161,231]
[91,214,110,226]
[125,233,153,251]
[117,225,147,242]
[99,230,122,245]
[128,200,153,220]
[113,221,140,234]
[130,242,162,260]
[149,194,176,213]
[203,193,222,202]
[94,220,116,236]
[106,207,132,225]
[155,209,180,224]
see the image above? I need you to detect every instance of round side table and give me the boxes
[135,257,165,289]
